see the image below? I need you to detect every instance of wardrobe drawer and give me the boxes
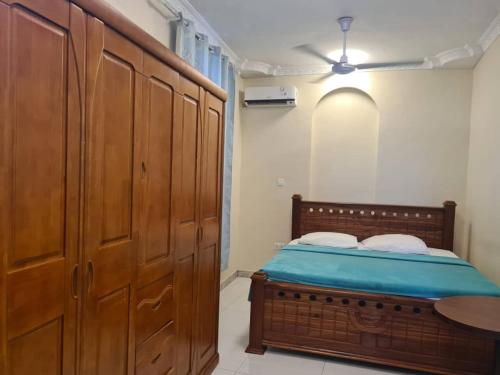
[136,275,174,344]
[136,321,175,375]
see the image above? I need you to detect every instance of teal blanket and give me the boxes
[261,245,500,298]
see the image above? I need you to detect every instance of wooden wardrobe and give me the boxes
[0,0,226,374]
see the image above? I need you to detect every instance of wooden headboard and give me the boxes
[291,195,457,251]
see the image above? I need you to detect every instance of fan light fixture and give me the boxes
[295,17,424,82]
[329,49,369,65]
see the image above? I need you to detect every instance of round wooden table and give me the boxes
[434,296,500,374]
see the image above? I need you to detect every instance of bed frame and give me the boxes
[246,195,497,375]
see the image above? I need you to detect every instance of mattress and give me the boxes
[261,245,500,299]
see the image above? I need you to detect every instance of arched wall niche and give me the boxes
[310,87,380,203]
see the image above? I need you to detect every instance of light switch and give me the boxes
[277,178,286,187]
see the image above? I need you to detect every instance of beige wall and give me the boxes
[102,0,174,48]
[311,89,379,202]
[232,70,472,273]
[466,37,500,284]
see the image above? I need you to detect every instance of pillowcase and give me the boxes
[429,248,458,258]
[360,234,429,255]
[298,232,358,249]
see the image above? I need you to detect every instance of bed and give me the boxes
[246,194,500,375]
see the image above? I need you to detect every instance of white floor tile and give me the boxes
[218,345,248,372]
[323,359,418,374]
[212,368,236,375]
[237,349,325,375]
[226,293,251,313]
[220,278,252,310]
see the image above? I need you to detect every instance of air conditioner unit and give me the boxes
[244,86,297,108]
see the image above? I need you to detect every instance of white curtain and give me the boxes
[221,55,229,89]
[195,33,209,76]
[208,45,222,86]
[220,62,236,271]
[175,18,196,66]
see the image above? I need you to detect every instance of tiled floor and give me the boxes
[215,277,418,375]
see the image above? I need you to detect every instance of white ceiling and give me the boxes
[188,0,500,74]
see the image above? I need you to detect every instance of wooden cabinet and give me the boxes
[0,1,226,374]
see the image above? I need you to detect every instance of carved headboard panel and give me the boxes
[291,195,457,251]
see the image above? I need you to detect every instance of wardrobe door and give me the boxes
[0,3,85,374]
[172,78,203,375]
[82,17,143,375]
[135,54,179,374]
[195,92,224,373]
[138,54,179,287]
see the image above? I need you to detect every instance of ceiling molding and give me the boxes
[240,41,485,77]
[238,10,500,77]
[431,43,483,67]
[479,12,500,51]
[239,60,278,76]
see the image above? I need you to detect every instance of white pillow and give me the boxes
[429,248,458,258]
[298,232,358,249]
[361,234,429,255]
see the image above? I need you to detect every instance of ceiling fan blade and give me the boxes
[356,61,424,70]
[311,71,335,84]
[294,44,338,65]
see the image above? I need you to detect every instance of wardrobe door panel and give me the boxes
[8,319,63,375]
[172,78,202,375]
[195,92,224,373]
[138,54,179,287]
[94,287,131,375]
[175,254,195,375]
[83,17,142,375]
[1,0,68,28]
[0,3,84,374]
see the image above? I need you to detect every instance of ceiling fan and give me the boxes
[297,17,424,81]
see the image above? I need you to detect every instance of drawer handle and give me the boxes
[151,353,162,364]
[152,300,162,311]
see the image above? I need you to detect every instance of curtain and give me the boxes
[195,33,209,76]
[175,18,196,66]
[221,55,229,89]
[208,45,222,86]
[220,62,236,271]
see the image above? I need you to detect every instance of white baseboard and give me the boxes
[236,270,254,278]
[220,271,237,290]
[220,270,255,290]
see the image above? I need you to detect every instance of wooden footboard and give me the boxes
[246,272,496,375]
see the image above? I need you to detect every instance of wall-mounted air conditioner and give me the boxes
[244,86,297,108]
